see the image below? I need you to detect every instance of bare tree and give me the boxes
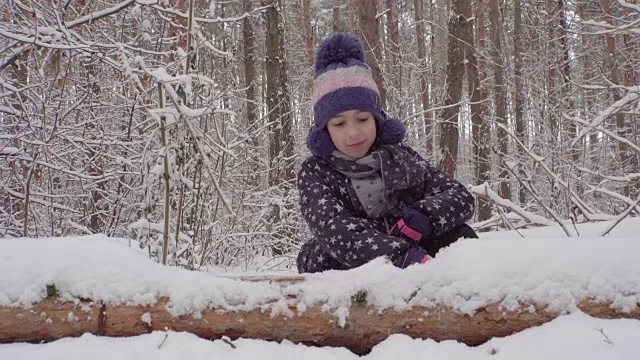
[333,0,342,33]
[488,0,510,200]
[600,0,635,197]
[440,0,471,176]
[356,0,387,108]
[430,0,449,116]
[244,0,258,139]
[264,0,295,187]
[413,0,433,154]
[303,0,315,101]
[385,0,401,116]
[513,0,527,205]
[465,1,490,221]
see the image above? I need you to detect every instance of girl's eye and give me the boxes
[331,122,344,127]
[358,117,369,122]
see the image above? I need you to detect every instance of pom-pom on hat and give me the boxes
[307,33,405,157]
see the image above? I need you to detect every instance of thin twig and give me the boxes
[157,332,169,349]
[570,216,581,237]
[221,336,236,349]
[496,123,597,221]
[485,183,524,237]
[594,328,614,345]
[494,147,573,237]
[567,165,580,237]
[494,198,525,238]
[601,194,640,236]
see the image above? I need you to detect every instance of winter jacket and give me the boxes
[296,143,475,273]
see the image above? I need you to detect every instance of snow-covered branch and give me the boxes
[571,86,640,146]
[469,183,557,228]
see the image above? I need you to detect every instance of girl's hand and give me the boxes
[389,207,433,242]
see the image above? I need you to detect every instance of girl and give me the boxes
[297,33,477,273]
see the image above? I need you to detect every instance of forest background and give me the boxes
[1,0,638,270]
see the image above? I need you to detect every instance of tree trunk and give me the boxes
[356,0,387,109]
[386,0,400,116]
[513,0,527,205]
[243,0,258,138]
[439,0,471,176]
[346,0,356,33]
[465,1,489,221]
[303,0,315,103]
[475,0,492,221]
[577,1,599,150]
[546,0,562,212]
[414,0,432,154]
[2,296,638,355]
[489,0,510,200]
[559,0,578,163]
[430,0,449,113]
[4,6,32,229]
[622,4,639,195]
[264,0,295,187]
[600,0,632,197]
[332,0,342,33]
[170,0,189,53]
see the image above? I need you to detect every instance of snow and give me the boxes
[1,219,640,358]
[3,227,639,315]
[0,146,20,155]
[141,312,152,326]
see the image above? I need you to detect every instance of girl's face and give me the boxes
[327,110,376,159]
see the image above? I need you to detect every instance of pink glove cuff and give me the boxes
[420,255,431,264]
[390,219,422,242]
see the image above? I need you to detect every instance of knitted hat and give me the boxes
[307,33,405,157]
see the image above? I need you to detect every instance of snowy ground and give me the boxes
[1,218,640,359]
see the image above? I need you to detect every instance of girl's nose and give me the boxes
[346,123,358,138]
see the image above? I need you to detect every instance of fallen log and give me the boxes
[3,236,640,354]
[1,295,638,355]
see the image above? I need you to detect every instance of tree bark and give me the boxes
[303,0,315,102]
[264,0,295,187]
[576,1,600,151]
[600,0,632,197]
[356,0,387,109]
[414,0,432,153]
[546,0,562,212]
[464,2,489,222]
[489,0,510,200]
[386,0,400,116]
[439,0,471,176]
[332,0,342,33]
[558,0,578,163]
[2,296,638,355]
[243,0,258,138]
[513,0,527,205]
[346,0,356,34]
[622,2,639,194]
[475,0,492,221]
[430,0,449,114]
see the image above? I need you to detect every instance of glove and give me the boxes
[400,247,431,268]
[389,207,433,242]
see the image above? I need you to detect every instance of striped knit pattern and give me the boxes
[312,66,380,107]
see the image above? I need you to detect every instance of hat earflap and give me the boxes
[378,117,406,145]
[307,128,335,157]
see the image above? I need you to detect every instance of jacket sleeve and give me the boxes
[402,145,475,236]
[298,159,411,268]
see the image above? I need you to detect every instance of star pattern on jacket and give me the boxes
[296,143,475,273]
